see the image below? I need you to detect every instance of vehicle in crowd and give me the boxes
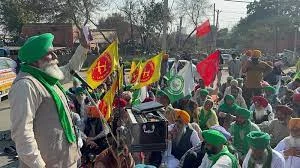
[0,48,10,58]
[0,57,17,101]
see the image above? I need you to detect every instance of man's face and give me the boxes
[204,101,213,111]
[76,93,86,103]
[290,128,300,138]
[231,87,239,98]
[254,101,263,109]
[205,143,219,155]
[276,111,288,123]
[175,119,184,132]
[265,90,272,96]
[251,148,267,164]
[37,50,64,80]
[235,116,246,125]
[225,98,234,106]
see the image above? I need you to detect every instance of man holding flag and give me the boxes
[9,31,89,168]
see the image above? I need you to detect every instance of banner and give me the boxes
[86,41,119,89]
[132,53,163,89]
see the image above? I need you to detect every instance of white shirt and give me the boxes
[199,153,232,168]
[275,136,300,168]
[162,124,201,168]
[242,149,285,168]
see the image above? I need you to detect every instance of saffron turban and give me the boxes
[202,129,227,146]
[247,131,271,149]
[288,118,300,129]
[175,109,190,124]
[252,50,262,58]
[19,33,54,63]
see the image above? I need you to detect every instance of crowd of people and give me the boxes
[8,30,300,168]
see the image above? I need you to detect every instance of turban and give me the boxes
[247,131,270,149]
[235,107,251,119]
[252,96,268,108]
[210,125,232,141]
[288,118,300,129]
[275,105,293,115]
[293,93,300,102]
[202,129,227,146]
[200,89,209,96]
[18,33,54,63]
[174,109,190,124]
[230,80,238,87]
[75,87,85,95]
[264,86,276,94]
[224,94,235,102]
[113,98,127,108]
[252,50,262,58]
[245,50,253,57]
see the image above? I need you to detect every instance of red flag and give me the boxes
[196,20,211,37]
[196,50,220,86]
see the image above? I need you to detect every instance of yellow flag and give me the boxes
[86,41,119,89]
[98,77,118,120]
[129,61,142,84]
[132,53,163,89]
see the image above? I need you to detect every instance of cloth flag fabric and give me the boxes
[131,86,149,105]
[196,20,211,37]
[98,77,118,120]
[86,41,119,89]
[132,53,163,89]
[196,50,220,86]
[164,61,195,103]
[129,61,142,84]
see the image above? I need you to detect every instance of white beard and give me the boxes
[40,60,64,80]
[286,136,300,147]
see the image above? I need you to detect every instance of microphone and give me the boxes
[70,70,93,90]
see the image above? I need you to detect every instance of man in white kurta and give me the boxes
[274,118,300,168]
[242,131,285,168]
[161,109,200,168]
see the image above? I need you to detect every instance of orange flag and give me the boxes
[132,53,163,89]
[86,41,119,89]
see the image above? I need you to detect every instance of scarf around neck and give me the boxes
[199,108,212,130]
[208,146,238,168]
[233,120,251,155]
[20,64,76,143]
[247,147,273,168]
